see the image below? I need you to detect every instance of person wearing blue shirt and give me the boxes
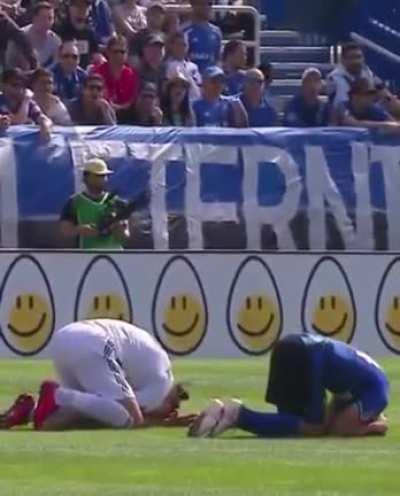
[239,68,278,127]
[192,65,248,127]
[337,78,400,132]
[222,40,247,96]
[90,0,114,45]
[183,0,222,74]
[189,334,390,438]
[284,67,331,127]
[52,41,87,102]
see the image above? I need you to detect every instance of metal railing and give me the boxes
[165,4,262,66]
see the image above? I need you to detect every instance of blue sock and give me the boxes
[236,406,302,437]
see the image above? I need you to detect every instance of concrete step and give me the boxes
[269,78,302,96]
[260,29,302,46]
[260,46,332,63]
[269,62,334,79]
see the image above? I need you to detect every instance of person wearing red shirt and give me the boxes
[94,35,140,114]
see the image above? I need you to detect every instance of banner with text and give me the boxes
[0,251,399,358]
[1,126,400,250]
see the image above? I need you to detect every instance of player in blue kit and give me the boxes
[189,334,390,438]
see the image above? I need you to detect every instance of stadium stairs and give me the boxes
[259,29,334,113]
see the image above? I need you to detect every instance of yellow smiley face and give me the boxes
[384,296,400,349]
[235,293,281,353]
[6,293,54,355]
[312,293,354,342]
[86,293,131,321]
[162,293,206,354]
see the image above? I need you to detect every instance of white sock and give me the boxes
[55,387,132,428]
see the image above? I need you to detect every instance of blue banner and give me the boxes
[0,125,399,250]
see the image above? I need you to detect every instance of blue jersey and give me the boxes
[240,94,278,127]
[193,95,235,127]
[339,101,391,123]
[224,70,246,96]
[267,334,389,424]
[52,64,87,102]
[283,94,331,127]
[183,22,222,73]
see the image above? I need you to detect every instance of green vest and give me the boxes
[73,192,123,250]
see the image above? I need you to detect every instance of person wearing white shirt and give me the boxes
[1,319,194,431]
[326,41,380,109]
[165,31,201,100]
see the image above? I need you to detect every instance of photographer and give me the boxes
[59,158,130,249]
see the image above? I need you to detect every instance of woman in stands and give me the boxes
[160,73,195,127]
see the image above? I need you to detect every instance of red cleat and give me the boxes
[33,381,59,430]
[0,393,35,429]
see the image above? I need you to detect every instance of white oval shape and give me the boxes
[152,256,208,355]
[0,255,55,356]
[74,255,133,322]
[227,256,283,355]
[301,257,356,343]
[375,257,400,354]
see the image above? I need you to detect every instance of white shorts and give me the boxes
[50,324,135,400]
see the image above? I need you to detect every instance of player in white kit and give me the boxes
[0,319,193,430]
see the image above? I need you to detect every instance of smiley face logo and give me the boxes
[0,255,55,356]
[302,257,356,343]
[75,256,133,322]
[152,256,207,355]
[375,257,400,354]
[227,257,282,355]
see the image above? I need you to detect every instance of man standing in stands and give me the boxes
[52,40,87,102]
[5,2,61,70]
[326,42,380,108]
[0,8,37,69]
[59,158,129,249]
[192,65,248,127]
[183,0,222,74]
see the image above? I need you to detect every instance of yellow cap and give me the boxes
[83,158,114,176]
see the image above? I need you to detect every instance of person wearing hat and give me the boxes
[239,68,278,127]
[59,158,130,249]
[192,65,248,127]
[118,82,163,126]
[138,32,166,93]
[283,67,331,127]
[160,72,195,126]
[0,68,52,140]
[55,0,101,69]
[336,78,400,131]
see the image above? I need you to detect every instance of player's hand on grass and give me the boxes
[160,412,198,427]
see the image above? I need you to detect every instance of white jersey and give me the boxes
[51,319,173,411]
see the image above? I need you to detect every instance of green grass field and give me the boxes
[0,357,399,496]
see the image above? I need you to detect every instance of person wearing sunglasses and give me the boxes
[67,73,116,124]
[92,35,140,114]
[239,68,278,127]
[52,40,87,103]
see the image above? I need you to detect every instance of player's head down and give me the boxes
[148,383,190,418]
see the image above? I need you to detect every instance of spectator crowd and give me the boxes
[0,0,400,135]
